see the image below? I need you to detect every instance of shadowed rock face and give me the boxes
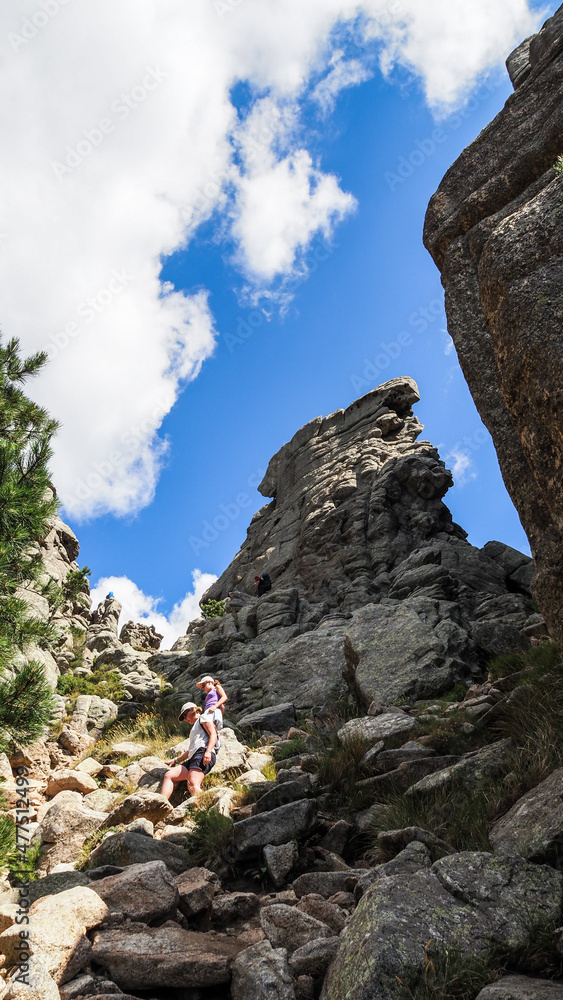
[204,377,503,612]
[423,4,563,649]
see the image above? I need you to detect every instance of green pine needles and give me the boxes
[201,598,226,619]
[0,336,58,753]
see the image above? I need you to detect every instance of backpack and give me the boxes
[260,572,272,592]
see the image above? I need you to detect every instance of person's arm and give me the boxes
[200,718,217,765]
[165,747,190,767]
[214,681,228,711]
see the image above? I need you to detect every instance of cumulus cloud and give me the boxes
[89,568,217,650]
[0,0,541,518]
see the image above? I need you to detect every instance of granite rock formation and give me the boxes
[423,3,563,650]
[153,378,537,717]
[13,510,89,689]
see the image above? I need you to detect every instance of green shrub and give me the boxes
[368,779,496,861]
[271,734,308,762]
[56,661,124,704]
[487,641,560,680]
[0,813,42,882]
[314,731,375,811]
[200,599,226,619]
[554,154,563,175]
[0,661,55,754]
[184,807,234,871]
[64,567,91,603]
[439,682,468,704]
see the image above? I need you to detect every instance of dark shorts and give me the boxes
[185,747,217,774]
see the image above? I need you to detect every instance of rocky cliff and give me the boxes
[423,3,563,650]
[152,378,539,720]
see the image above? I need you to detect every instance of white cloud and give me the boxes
[312,56,373,116]
[89,569,217,650]
[0,0,542,518]
[446,448,477,486]
[231,96,356,283]
[444,333,455,355]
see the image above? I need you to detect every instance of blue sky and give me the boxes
[81,65,527,610]
[1,0,554,644]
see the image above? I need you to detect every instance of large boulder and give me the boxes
[231,940,296,1000]
[260,904,332,954]
[475,976,563,1000]
[247,633,348,710]
[176,866,221,918]
[119,620,163,651]
[69,694,118,736]
[90,860,179,922]
[2,955,59,999]
[321,853,563,1000]
[86,831,191,875]
[91,923,235,991]
[103,790,172,828]
[0,886,108,985]
[289,936,341,978]
[292,871,366,899]
[263,841,299,889]
[234,800,317,857]
[406,739,515,795]
[86,597,121,653]
[112,756,167,790]
[238,703,297,736]
[338,713,420,748]
[489,768,563,862]
[343,599,474,708]
[45,768,98,797]
[38,793,106,873]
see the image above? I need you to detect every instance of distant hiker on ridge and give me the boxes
[254,572,272,597]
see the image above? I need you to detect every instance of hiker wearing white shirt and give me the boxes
[161,702,222,798]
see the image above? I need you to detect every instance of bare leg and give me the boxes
[187,768,205,796]
[161,764,189,800]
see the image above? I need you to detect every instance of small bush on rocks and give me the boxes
[314,731,375,812]
[396,945,502,1000]
[57,661,124,704]
[487,640,560,680]
[185,807,234,871]
[200,599,226,619]
[272,733,308,761]
[369,780,496,858]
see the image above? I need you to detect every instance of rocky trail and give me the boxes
[2,5,563,998]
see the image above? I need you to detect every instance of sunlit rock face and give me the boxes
[153,379,535,717]
[424,5,563,650]
[204,377,514,613]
